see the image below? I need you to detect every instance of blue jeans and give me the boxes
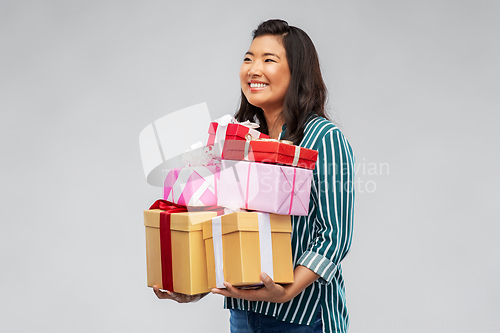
[229,309,322,333]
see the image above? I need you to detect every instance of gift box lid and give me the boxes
[143,209,162,228]
[202,212,291,239]
[143,210,216,231]
[208,122,270,141]
[224,140,318,166]
[171,212,218,232]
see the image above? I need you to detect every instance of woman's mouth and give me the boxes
[249,82,269,91]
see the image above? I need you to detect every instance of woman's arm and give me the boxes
[295,128,355,284]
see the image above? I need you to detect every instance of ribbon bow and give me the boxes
[244,133,293,145]
[181,141,217,167]
[214,114,260,129]
[237,119,260,130]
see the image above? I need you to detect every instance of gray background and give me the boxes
[1,0,499,332]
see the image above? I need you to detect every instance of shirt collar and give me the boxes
[278,124,287,140]
[278,113,317,140]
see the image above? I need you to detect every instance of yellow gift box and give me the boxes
[202,212,294,289]
[144,209,217,295]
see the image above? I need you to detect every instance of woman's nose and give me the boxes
[248,62,263,76]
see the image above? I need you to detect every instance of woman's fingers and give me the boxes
[152,285,181,301]
[153,285,175,299]
[223,282,241,296]
[210,281,244,298]
[210,275,279,302]
[260,272,275,289]
[152,286,207,303]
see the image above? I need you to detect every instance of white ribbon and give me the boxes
[243,140,250,161]
[247,127,262,140]
[257,213,274,280]
[292,145,301,167]
[211,213,274,288]
[212,216,225,288]
[239,120,260,129]
[214,115,260,130]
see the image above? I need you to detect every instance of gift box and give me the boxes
[222,139,318,170]
[217,160,313,216]
[207,120,269,158]
[144,200,218,295]
[203,212,294,288]
[163,165,219,207]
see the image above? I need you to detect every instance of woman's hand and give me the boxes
[211,266,320,304]
[211,272,291,303]
[152,285,208,303]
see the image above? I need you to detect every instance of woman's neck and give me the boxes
[263,108,285,140]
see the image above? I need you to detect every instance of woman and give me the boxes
[154,19,355,333]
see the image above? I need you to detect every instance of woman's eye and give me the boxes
[243,57,252,62]
[265,58,276,63]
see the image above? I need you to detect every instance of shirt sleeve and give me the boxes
[296,129,355,284]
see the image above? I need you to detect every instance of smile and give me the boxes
[249,83,268,88]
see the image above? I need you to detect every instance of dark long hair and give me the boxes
[234,19,329,145]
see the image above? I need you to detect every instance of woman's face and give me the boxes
[239,35,291,113]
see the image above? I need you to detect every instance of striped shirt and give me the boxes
[224,116,355,333]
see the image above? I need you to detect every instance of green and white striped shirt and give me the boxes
[224,116,355,333]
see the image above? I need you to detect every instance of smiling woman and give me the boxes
[225,19,354,333]
[154,19,355,333]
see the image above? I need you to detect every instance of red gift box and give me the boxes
[207,122,269,154]
[222,139,318,170]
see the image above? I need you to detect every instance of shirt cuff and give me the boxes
[296,251,338,285]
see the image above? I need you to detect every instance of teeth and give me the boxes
[250,83,268,88]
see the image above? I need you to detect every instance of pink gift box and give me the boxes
[217,160,312,216]
[163,166,220,207]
